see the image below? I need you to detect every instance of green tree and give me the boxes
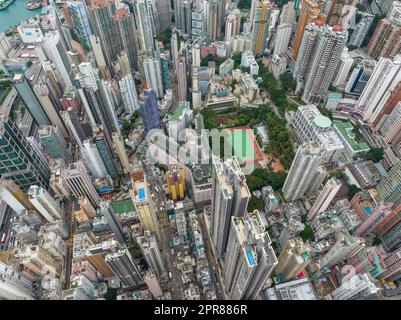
[200,108,218,130]
[104,288,117,300]
[300,225,315,242]
[279,73,296,92]
[365,147,384,163]
[349,184,361,198]
[238,0,252,9]
[247,196,265,212]
[232,52,242,68]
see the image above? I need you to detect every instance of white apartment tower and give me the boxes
[210,155,251,258]
[357,55,401,124]
[224,210,278,300]
[143,57,164,98]
[307,177,342,221]
[28,185,63,223]
[282,141,325,201]
[295,22,348,104]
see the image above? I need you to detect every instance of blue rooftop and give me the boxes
[138,188,146,201]
[364,207,373,216]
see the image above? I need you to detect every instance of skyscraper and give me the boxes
[175,0,192,36]
[35,31,73,88]
[155,0,171,31]
[13,74,51,126]
[223,210,277,299]
[250,0,271,56]
[88,0,122,69]
[0,261,33,300]
[28,185,63,223]
[207,0,225,41]
[133,0,156,57]
[282,141,324,201]
[210,155,251,258]
[130,165,159,236]
[38,126,69,162]
[275,237,310,280]
[331,274,378,300]
[348,13,374,48]
[166,167,185,201]
[307,177,342,221]
[137,231,165,278]
[376,161,401,208]
[0,97,51,191]
[105,249,144,288]
[225,9,241,43]
[177,56,188,102]
[119,74,139,113]
[83,139,109,179]
[65,0,93,50]
[112,132,131,174]
[64,161,101,208]
[381,102,401,146]
[100,200,126,243]
[357,55,401,124]
[291,0,321,61]
[143,57,164,98]
[273,23,293,56]
[139,85,161,133]
[171,32,179,71]
[366,18,401,60]
[295,22,348,104]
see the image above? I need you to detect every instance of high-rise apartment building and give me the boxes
[282,141,324,201]
[294,22,348,104]
[223,210,277,299]
[130,165,159,236]
[0,99,51,191]
[225,9,241,43]
[291,105,344,164]
[13,74,51,126]
[64,160,101,208]
[348,13,374,48]
[207,0,225,41]
[177,56,188,102]
[0,261,33,300]
[273,23,292,56]
[175,0,192,36]
[144,57,164,98]
[331,273,378,300]
[357,56,401,125]
[166,167,185,201]
[137,231,165,278]
[100,200,126,244]
[251,0,271,56]
[28,185,63,223]
[139,85,161,133]
[133,0,156,57]
[291,0,321,60]
[320,231,364,268]
[275,237,310,280]
[308,177,342,221]
[366,18,401,60]
[65,0,93,50]
[105,249,144,288]
[210,155,251,258]
[376,161,401,209]
[119,74,139,114]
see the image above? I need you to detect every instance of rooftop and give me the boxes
[333,120,370,153]
[313,115,332,128]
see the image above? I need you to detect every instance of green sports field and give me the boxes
[228,126,263,165]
